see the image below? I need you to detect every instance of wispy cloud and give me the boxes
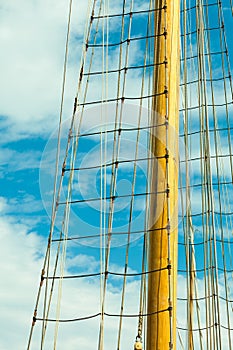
[0,1,89,142]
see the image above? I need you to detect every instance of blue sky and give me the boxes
[0,1,87,348]
[1,1,233,349]
[0,1,149,348]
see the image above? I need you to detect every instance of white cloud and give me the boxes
[0,193,43,214]
[0,148,41,173]
[177,273,233,349]
[1,1,233,349]
[0,214,45,350]
[0,0,160,144]
[1,202,232,349]
[0,1,88,142]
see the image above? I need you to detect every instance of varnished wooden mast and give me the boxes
[146,1,180,349]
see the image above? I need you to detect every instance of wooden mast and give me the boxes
[146,1,180,349]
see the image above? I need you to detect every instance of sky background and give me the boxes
[1,1,233,349]
[0,1,88,348]
[0,3,149,348]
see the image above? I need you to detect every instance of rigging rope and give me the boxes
[27,0,233,349]
[27,0,74,347]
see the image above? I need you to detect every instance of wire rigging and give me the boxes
[27,0,233,349]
